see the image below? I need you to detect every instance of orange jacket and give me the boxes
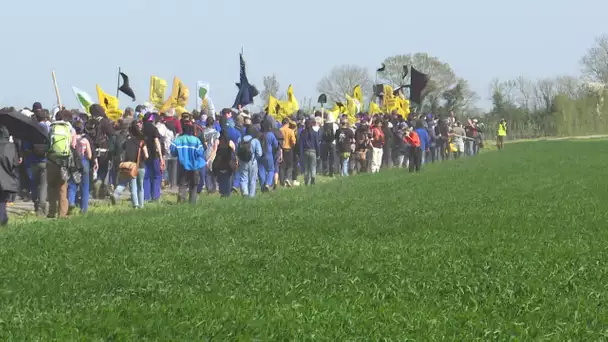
[405,131,421,147]
[280,124,296,150]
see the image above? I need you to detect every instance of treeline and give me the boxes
[486,76,608,139]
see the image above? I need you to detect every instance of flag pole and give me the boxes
[51,71,62,109]
[116,66,121,98]
[195,82,199,111]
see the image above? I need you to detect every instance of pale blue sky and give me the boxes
[1,0,605,111]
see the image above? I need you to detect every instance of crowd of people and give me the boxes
[0,101,497,225]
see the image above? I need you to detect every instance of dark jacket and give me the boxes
[299,128,320,156]
[0,140,20,193]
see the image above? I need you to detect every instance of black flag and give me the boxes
[409,67,429,105]
[118,72,136,101]
[376,63,386,72]
[233,53,259,108]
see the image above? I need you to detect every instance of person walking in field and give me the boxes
[111,121,148,208]
[171,120,206,205]
[497,118,507,150]
[299,118,320,186]
[237,126,263,198]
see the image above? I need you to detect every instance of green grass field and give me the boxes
[1,140,608,340]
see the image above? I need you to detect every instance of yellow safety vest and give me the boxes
[497,123,507,136]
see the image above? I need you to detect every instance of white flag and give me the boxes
[72,86,94,114]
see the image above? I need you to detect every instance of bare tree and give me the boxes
[316,65,372,103]
[581,35,608,85]
[261,74,280,103]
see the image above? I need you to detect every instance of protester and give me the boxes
[1,97,492,223]
[320,113,338,177]
[497,118,507,150]
[143,113,164,201]
[335,118,354,177]
[279,118,296,186]
[212,129,236,197]
[237,126,263,197]
[451,121,466,159]
[0,125,20,225]
[87,104,115,199]
[202,116,219,194]
[299,118,320,186]
[46,110,75,218]
[67,118,95,214]
[111,121,148,208]
[171,120,205,204]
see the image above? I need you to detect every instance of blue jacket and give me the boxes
[170,134,206,171]
[415,128,431,151]
[262,132,278,159]
[227,127,242,147]
[299,129,320,156]
[237,135,263,165]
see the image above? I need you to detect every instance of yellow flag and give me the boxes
[160,77,190,114]
[383,85,399,114]
[345,94,358,124]
[369,101,382,115]
[353,85,364,106]
[287,84,299,112]
[268,95,279,115]
[149,76,168,110]
[398,97,411,118]
[96,84,122,121]
[330,102,345,113]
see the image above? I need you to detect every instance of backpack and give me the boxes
[48,122,72,158]
[237,138,253,162]
[85,116,107,148]
[322,123,335,143]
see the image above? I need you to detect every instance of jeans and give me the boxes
[465,140,473,156]
[382,146,392,168]
[144,158,162,201]
[322,144,336,176]
[303,149,317,185]
[232,168,241,189]
[197,167,206,194]
[30,161,47,214]
[239,161,258,198]
[438,137,449,161]
[206,168,217,193]
[394,154,405,168]
[177,165,199,204]
[371,147,383,173]
[258,156,275,189]
[68,159,90,213]
[165,157,178,188]
[280,149,294,185]
[97,155,110,184]
[339,153,350,177]
[114,167,145,208]
[409,147,423,172]
[217,170,233,197]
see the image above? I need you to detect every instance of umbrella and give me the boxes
[0,109,49,144]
